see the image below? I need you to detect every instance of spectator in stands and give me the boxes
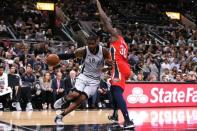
[39,72,53,109]
[161,74,169,82]
[21,64,35,111]
[0,20,7,32]
[174,74,183,82]
[161,58,170,73]
[35,29,45,40]
[149,73,158,82]
[45,29,53,40]
[187,71,197,82]
[177,35,186,46]
[182,73,188,82]
[48,66,56,80]
[43,44,51,55]
[0,65,10,111]
[8,65,22,111]
[52,72,65,102]
[60,63,69,79]
[192,50,197,63]
[161,68,174,82]
[96,79,112,109]
[64,70,77,95]
[170,58,180,70]
[137,72,144,81]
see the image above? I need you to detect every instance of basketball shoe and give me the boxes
[124,120,135,129]
[54,97,67,109]
[54,115,64,125]
[108,114,118,123]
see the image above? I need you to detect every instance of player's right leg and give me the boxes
[54,74,87,125]
[54,89,80,109]
[54,94,87,125]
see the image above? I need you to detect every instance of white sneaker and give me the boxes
[85,103,89,108]
[26,102,33,111]
[98,102,102,108]
[16,102,22,111]
[54,98,65,109]
[55,115,64,125]
[42,103,47,110]
[0,103,3,110]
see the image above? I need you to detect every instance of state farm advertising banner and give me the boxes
[124,83,197,107]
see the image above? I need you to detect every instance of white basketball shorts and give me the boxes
[74,74,100,98]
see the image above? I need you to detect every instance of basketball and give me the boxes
[45,54,60,67]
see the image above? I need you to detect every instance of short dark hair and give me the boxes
[27,64,32,68]
[87,34,98,40]
[0,65,4,69]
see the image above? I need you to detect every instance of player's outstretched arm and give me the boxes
[58,47,86,60]
[96,0,118,39]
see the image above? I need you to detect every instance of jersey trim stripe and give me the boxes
[114,61,120,79]
[110,46,115,61]
[110,46,121,80]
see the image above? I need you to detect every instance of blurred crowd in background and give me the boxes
[0,0,196,111]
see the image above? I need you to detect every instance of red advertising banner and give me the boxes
[124,83,197,107]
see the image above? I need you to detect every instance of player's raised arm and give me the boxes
[96,0,118,39]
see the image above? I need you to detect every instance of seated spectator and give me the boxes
[95,79,112,109]
[39,72,53,109]
[161,75,169,82]
[0,65,11,111]
[64,70,77,94]
[187,71,197,82]
[192,50,197,63]
[149,73,158,82]
[0,20,7,32]
[21,65,35,111]
[48,66,56,79]
[182,73,188,82]
[137,72,144,81]
[177,35,186,46]
[161,58,170,73]
[51,72,65,103]
[160,68,174,82]
[8,65,22,111]
[174,74,183,82]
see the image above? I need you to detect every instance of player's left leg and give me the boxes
[54,89,80,109]
[108,87,119,123]
[111,85,134,129]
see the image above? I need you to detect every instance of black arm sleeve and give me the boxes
[58,53,76,60]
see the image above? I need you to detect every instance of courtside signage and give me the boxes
[124,83,197,107]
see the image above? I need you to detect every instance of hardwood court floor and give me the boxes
[0,107,197,131]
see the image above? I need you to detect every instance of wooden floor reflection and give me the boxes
[0,107,197,131]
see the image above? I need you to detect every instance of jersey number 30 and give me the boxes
[120,45,127,58]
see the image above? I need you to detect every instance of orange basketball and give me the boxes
[45,54,60,67]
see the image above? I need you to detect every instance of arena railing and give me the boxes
[0,38,73,46]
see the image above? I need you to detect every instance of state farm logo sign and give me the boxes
[127,87,149,104]
[150,87,197,103]
[127,87,197,104]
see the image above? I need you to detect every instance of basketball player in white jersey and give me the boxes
[53,35,112,125]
